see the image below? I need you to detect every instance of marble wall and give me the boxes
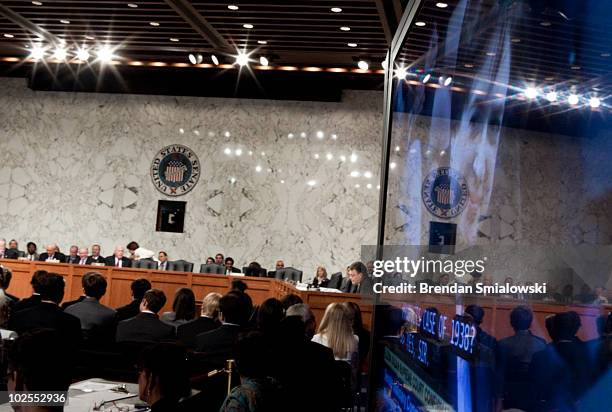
[0,77,382,280]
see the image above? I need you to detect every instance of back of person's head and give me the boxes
[219,293,248,325]
[30,270,49,294]
[343,301,365,331]
[82,272,107,299]
[132,278,152,300]
[318,302,356,358]
[510,305,533,331]
[138,343,190,403]
[248,261,262,270]
[0,289,10,326]
[201,292,222,318]
[257,298,284,334]
[552,312,578,341]
[38,273,65,303]
[142,289,166,314]
[286,303,315,338]
[8,329,71,393]
[234,331,269,379]
[226,290,253,324]
[279,315,308,343]
[172,288,196,321]
[465,304,485,326]
[0,266,12,289]
[231,280,248,293]
[280,294,303,310]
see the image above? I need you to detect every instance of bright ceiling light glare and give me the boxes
[567,94,580,105]
[235,52,249,66]
[524,87,538,99]
[97,45,115,63]
[347,42,357,48]
[257,40,267,45]
[169,37,179,42]
[211,54,219,65]
[3,34,14,38]
[545,91,558,102]
[259,56,269,66]
[331,7,342,12]
[243,23,254,29]
[235,148,243,156]
[60,19,70,24]
[255,165,262,172]
[228,5,239,10]
[350,153,358,163]
[390,162,397,170]
[357,60,369,70]
[224,148,232,155]
[149,21,159,26]
[326,153,333,160]
[364,171,373,178]
[464,63,474,68]
[350,171,360,178]
[415,21,426,27]
[340,26,351,31]
[307,180,317,187]
[436,2,448,8]
[511,38,521,43]
[29,45,45,60]
[540,21,551,27]
[395,66,407,80]
[76,48,90,61]
[443,76,452,86]
[127,3,138,8]
[53,47,67,60]
[589,96,601,109]
[571,65,581,70]
[188,53,197,64]
[422,73,431,84]
[32,1,43,5]
[84,35,95,40]
[316,131,324,139]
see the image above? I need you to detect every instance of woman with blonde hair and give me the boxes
[312,302,359,365]
[312,266,330,288]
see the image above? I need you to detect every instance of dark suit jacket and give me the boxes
[177,316,220,348]
[350,275,374,294]
[8,302,82,348]
[86,255,106,265]
[116,299,141,322]
[105,255,132,268]
[12,294,41,313]
[195,324,242,365]
[61,295,86,310]
[38,252,66,263]
[228,267,241,273]
[116,312,175,344]
[340,277,352,293]
[65,255,80,264]
[4,248,23,259]
[65,297,117,343]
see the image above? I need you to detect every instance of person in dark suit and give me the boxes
[158,251,169,271]
[116,289,175,343]
[61,295,85,310]
[8,272,82,349]
[38,243,66,263]
[65,245,80,264]
[5,239,24,259]
[116,278,152,321]
[224,257,241,274]
[76,247,90,265]
[24,241,39,261]
[65,272,117,344]
[0,266,19,303]
[106,245,131,268]
[195,293,248,365]
[11,270,48,313]
[347,261,374,294]
[86,244,106,265]
[177,292,222,348]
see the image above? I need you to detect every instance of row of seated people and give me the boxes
[0,266,370,411]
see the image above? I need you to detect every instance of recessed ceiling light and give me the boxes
[340,26,351,31]
[545,91,557,102]
[568,93,580,105]
[60,19,70,24]
[511,38,521,43]
[257,40,267,45]
[435,2,448,8]
[524,87,538,99]
[357,60,369,70]
[3,34,14,38]
[259,56,269,66]
[422,73,431,83]
[30,45,45,60]
[76,48,90,61]
[415,21,426,27]
[601,53,610,57]
[127,3,138,7]
[589,96,601,108]
[149,21,159,26]
[347,42,357,47]
[169,37,179,42]
[84,35,95,40]
[211,54,219,65]
[97,45,115,62]
[464,63,474,68]
[540,21,551,27]
[544,76,554,81]
[571,65,581,70]
[243,23,254,29]
[331,7,342,12]
[235,52,249,66]
[228,5,239,10]
[395,66,407,80]
[32,1,43,5]
[443,76,452,86]
[53,47,67,60]
[486,51,496,56]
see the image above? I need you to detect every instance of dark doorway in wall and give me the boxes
[156,200,186,233]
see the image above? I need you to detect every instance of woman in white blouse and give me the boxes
[312,302,359,368]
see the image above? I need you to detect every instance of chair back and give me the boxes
[275,267,303,282]
[135,259,158,269]
[334,360,355,409]
[199,263,225,274]
[327,272,343,289]
[168,260,194,272]
[242,266,267,277]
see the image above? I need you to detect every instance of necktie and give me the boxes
[80,259,86,265]
[115,258,120,267]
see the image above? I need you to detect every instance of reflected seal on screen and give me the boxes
[422,167,469,219]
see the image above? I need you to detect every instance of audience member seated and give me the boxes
[344,301,371,364]
[105,245,131,268]
[38,243,66,263]
[312,302,359,373]
[465,304,497,352]
[116,278,152,321]
[0,290,17,340]
[177,292,221,349]
[585,313,612,382]
[161,288,196,328]
[77,247,89,265]
[0,266,18,304]
[7,329,72,411]
[312,266,330,288]
[347,261,373,294]
[86,244,105,265]
[196,293,248,366]
[220,332,281,412]
[256,298,284,337]
[60,293,85,310]
[225,257,241,274]
[158,251,169,271]
[8,272,82,349]
[116,289,175,344]
[286,303,316,339]
[230,282,254,316]
[280,294,303,311]
[12,270,48,313]
[24,242,38,261]
[65,245,80,264]
[496,305,546,411]
[138,343,191,412]
[65,272,117,345]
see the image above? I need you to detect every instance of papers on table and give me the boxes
[319,287,343,293]
[71,381,118,393]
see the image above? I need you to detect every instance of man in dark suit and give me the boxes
[86,244,106,265]
[158,251,169,271]
[38,243,66,263]
[5,239,25,259]
[116,278,152,321]
[105,245,131,268]
[116,288,174,343]
[76,247,90,265]
[0,266,19,303]
[224,257,241,273]
[347,261,374,294]
[12,270,49,313]
[177,292,221,348]
[61,295,85,310]
[65,272,117,344]
[8,272,82,349]
[196,293,247,365]
[65,245,80,264]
